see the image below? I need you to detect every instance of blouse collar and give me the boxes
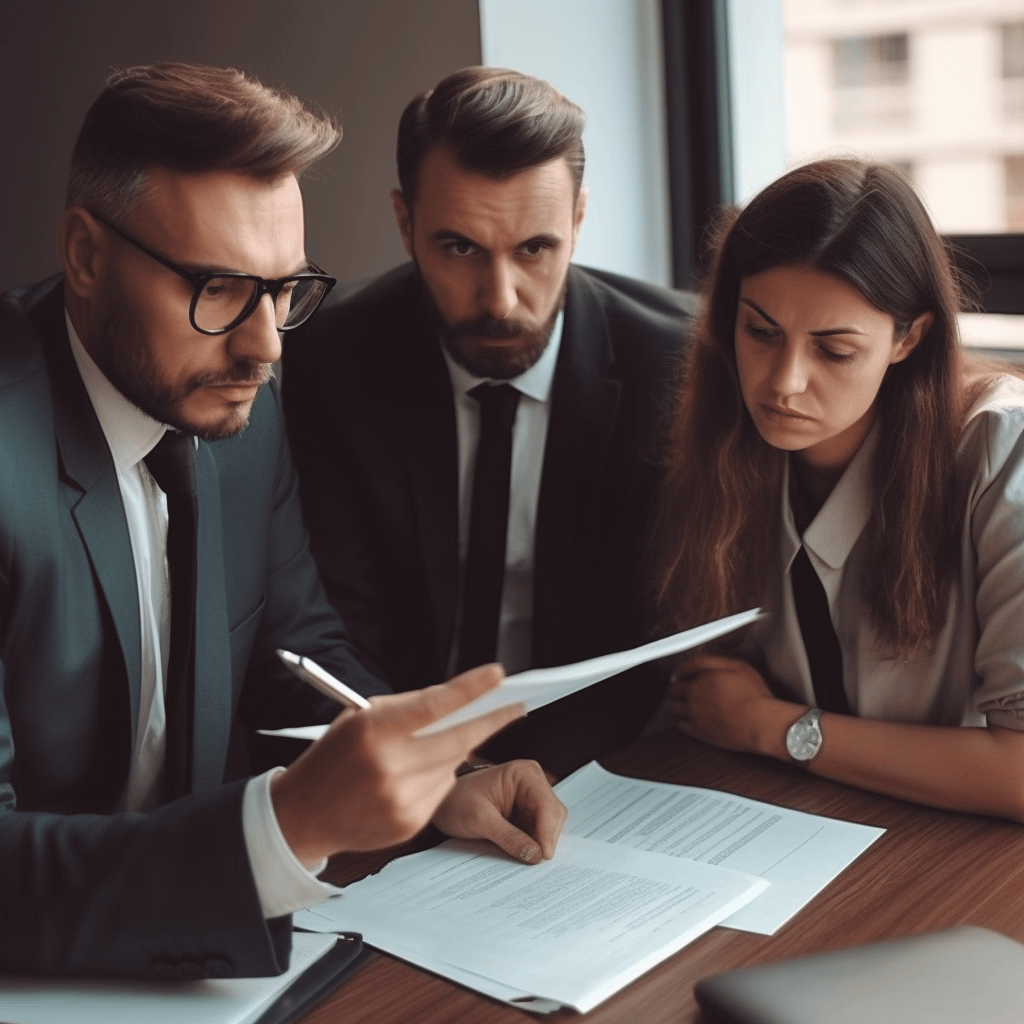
[781,422,878,572]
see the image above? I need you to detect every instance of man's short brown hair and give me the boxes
[66,62,341,222]
[396,66,585,206]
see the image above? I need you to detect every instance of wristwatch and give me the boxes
[786,708,824,764]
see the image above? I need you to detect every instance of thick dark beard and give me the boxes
[91,280,273,441]
[417,268,566,380]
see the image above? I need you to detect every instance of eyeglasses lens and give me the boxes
[194,278,259,333]
[280,278,329,328]
[193,277,329,332]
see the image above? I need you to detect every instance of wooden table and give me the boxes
[300,730,1024,1022]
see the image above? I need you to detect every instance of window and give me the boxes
[1003,22,1024,123]
[786,1,1024,343]
[834,34,909,88]
[1003,22,1024,77]
[1007,155,1024,230]
[785,1,1024,236]
[662,0,1024,350]
[833,34,910,132]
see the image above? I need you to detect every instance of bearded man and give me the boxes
[284,66,694,777]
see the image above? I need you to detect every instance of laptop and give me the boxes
[694,927,1024,1024]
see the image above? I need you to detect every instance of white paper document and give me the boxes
[0,931,339,1024]
[260,609,762,743]
[559,762,885,934]
[417,607,763,735]
[298,834,768,1014]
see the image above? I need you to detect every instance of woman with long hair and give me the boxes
[656,158,1024,821]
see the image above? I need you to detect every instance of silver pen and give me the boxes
[276,649,372,710]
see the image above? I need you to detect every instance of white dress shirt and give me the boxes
[66,314,336,918]
[748,374,1024,730]
[441,312,563,676]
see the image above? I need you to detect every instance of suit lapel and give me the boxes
[533,267,623,660]
[191,443,232,792]
[34,283,232,793]
[397,326,460,673]
[35,286,144,749]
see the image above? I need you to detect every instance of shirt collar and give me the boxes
[65,311,168,473]
[781,422,878,572]
[441,309,564,404]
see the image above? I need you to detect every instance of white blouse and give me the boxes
[748,374,1024,731]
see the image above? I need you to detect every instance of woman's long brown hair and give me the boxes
[653,160,968,656]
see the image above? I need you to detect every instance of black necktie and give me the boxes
[790,545,851,715]
[144,431,198,799]
[456,383,521,672]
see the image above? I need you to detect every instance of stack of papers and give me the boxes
[559,763,884,935]
[297,763,884,1013]
[299,834,767,1013]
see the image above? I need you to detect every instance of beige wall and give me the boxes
[0,0,481,292]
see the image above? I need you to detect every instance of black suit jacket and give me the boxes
[0,276,388,978]
[283,263,693,775]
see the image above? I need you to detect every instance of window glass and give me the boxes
[783,0,1024,235]
[1004,22,1024,123]
[1007,153,1024,228]
[833,33,910,131]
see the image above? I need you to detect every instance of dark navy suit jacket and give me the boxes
[0,276,387,978]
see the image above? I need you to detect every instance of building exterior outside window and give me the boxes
[1003,21,1024,123]
[784,0,1024,234]
[833,32,910,131]
[1006,153,1024,228]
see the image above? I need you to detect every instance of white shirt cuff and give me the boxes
[241,768,342,919]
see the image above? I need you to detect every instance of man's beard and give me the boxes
[91,282,273,441]
[418,268,566,380]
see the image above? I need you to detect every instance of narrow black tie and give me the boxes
[144,431,198,800]
[457,383,521,672]
[790,545,851,715]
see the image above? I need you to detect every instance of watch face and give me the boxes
[786,713,822,761]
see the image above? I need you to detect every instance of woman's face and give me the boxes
[734,264,928,474]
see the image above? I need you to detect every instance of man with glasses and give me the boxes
[0,62,565,980]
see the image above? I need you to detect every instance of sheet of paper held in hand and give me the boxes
[296,833,768,1014]
[260,607,763,742]
[558,762,885,934]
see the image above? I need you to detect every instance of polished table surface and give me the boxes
[301,730,1024,1022]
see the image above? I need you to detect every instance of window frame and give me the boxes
[949,234,1024,316]
[661,0,733,291]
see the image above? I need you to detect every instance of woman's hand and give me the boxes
[669,658,1024,825]
[668,653,798,755]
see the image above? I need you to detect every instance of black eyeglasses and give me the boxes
[91,213,336,335]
